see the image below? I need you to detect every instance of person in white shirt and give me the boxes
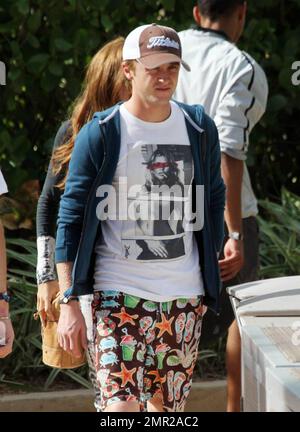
[55,23,225,412]
[0,169,14,358]
[174,0,268,411]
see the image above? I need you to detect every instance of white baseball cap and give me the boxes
[122,23,190,71]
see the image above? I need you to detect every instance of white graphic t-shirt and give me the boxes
[94,102,204,301]
[0,169,8,195]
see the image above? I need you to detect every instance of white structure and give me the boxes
[227,275,300,412]
[227,276,300,330]
[242,323,300,411]
[266,367,300,412]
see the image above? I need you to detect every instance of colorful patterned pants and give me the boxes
[91,290,205,412]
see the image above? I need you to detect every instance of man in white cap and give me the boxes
[0,169,14,358]
[55,23,225,412]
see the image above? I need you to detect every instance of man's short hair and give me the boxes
[197,0,245,22]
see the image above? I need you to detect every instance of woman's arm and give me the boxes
[36,121,70,321]
[36,121,70,284]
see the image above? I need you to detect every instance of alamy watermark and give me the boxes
[0,61,6,85]
[95,178,204,232]
[292,321,300,346]
[291,61,300,86]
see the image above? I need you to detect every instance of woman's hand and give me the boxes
[37,280,59,325]
[0,317,14,358]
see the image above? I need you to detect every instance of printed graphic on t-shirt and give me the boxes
[121,144,193,261]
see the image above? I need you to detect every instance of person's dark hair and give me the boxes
[197,0,245,22]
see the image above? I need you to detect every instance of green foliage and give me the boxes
[0,1,298,198]
[241,0,300,198]
[197,339,226,380]
[258,188,300,278]
[0,0,194,193]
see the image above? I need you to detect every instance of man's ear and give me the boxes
[122,62,133,80]
[193,5,202,26]
[237,2,247,22]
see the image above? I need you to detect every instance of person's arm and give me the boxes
[0,220,14,358]
[221,155,243,233]
[56,262,87,357]
[36,121,70,322]
[219,154,244,281]
[214,60,268,281]
[55,119,101,356]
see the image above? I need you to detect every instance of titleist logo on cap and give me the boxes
[122,23,190,71]
[147,36,180,50]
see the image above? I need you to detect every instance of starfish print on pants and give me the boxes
[194,303,204,316]
[155,313,175,338]
[111,362,137,387]
[111,307,139,327]
[186,365,194,377]
[148,370,167,384]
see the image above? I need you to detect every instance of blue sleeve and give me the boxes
[55,118,103,263]
[205,115,226,252]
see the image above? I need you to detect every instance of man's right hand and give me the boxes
[57,301,88,358]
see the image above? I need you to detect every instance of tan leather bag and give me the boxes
[35,293,86,369]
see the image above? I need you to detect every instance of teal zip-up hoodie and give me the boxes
[55,102,225,314]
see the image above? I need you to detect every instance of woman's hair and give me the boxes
[52,36,131,189]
